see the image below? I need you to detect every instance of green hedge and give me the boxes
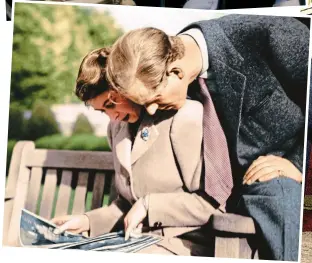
[35,134,110,151]
[72,113,94,135]
[24,101,60,141]
[8,106,25,140]
[35,134,70,150]
[6,134,111,176]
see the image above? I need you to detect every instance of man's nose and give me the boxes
[145,103,159,115]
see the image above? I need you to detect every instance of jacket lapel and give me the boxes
[131,113,159,165]
[113,121,132,177]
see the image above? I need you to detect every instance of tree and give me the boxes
[11,3,124,109]
[25,101,60,141]
[72,113,94,135]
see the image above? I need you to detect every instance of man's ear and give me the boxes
[167,65,184,80]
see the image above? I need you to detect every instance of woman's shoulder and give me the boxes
[171,99,203,132]
[174,99,203,121]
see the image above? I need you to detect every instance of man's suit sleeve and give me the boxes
[147,100,221,227]
[265,16,309,172]
[222,15,308,172]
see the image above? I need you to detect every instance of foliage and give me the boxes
[62,134,110,151]
[25,101,60,141]
[11,3,124,109]
[35,134,70,150]
[8,105,25,140]
[35,134,110,151]
[72,113,94,135]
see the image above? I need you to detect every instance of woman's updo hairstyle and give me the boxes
[75,47,111,104]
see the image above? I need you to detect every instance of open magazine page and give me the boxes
[20,209,162,252]
[20,209,86,247]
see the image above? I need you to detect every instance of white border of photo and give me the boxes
[1,2,311,263]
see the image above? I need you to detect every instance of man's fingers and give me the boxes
[258,171,280,182]
[244,161,275,184]
[244,156,267,176]
[244,155,278,177]
[244,166,277,185]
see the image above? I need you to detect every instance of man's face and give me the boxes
[88,90,142,123]
[127,73,189,115]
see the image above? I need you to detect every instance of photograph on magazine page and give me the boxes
[2,2,310,262]
[5,0,308,21]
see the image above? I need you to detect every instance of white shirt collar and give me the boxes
[179,28,209,79]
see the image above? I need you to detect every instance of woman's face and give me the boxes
[88,90,142,123]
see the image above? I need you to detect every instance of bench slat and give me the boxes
[25,149,113,170]
[25,167,43,213]
[54,170,73,217]
[108,172,117,205]
[215,237,240,258]
[39,169,57,219]
[91,173,105,210]
[72,172,88,214]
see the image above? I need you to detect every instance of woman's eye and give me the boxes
[106,102,115,109]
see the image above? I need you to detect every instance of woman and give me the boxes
[52,48,221,256]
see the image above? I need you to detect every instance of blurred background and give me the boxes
[7,3,225,178]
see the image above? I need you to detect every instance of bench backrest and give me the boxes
[3,141,115,247]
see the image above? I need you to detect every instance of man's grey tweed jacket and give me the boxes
[181,14,309,187]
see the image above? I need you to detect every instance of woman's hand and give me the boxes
[124,197,148,241]
[243,155,302,185]
[51,214,90,235]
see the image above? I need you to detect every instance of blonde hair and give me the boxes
[106,27,185,102]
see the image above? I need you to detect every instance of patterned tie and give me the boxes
[198,77,233,207]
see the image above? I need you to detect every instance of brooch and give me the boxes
[141,127,149,141]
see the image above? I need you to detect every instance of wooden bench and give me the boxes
[3,141,258,259]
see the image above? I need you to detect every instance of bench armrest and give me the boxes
[212,213,256,235]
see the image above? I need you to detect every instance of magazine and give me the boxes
[20,209,162,252]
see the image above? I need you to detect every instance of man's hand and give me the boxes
[243,155,302,185]
[124,197,148,241]
[51,214,90,235]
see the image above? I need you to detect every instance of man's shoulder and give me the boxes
[181,14,296,32]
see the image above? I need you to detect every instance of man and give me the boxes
[104,14,308,261]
